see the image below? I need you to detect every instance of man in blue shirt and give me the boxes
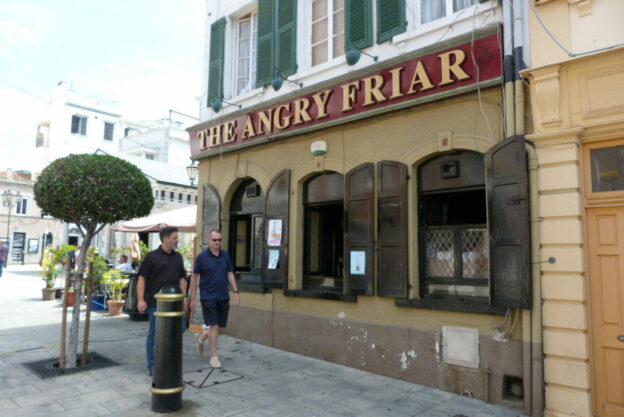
[189,230,239,368]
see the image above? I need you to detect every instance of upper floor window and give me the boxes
[15,198,28,215]
[235,13,258,96]
[170,192,175,202]
[71,115,87,136]
[420,0,478,24]
[187,194,192,204]
[103,122,114,141]
[124,127,137,137]
[311,0,345,67]
[145,154,154,160]
[178,193,183,202]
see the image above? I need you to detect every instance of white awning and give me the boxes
[114,205,197,233]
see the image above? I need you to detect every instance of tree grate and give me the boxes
[183,367,243,388]
[22,352,119,379]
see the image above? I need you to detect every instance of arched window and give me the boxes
[229,179,264,285]
[418,151,489,301]
[303,172,344,291]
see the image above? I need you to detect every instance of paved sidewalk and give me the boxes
[0,264,527,417]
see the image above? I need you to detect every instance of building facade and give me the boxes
[189,0,543,413]
[523,1,624,417]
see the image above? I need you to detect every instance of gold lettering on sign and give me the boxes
[208,125,221,147]
[241,116,256,139]
[293,98,312,125]
[312,90,332,119]
[257,108,274,135]
[362,75,388,106]
[223,121,237,144]
[438,49,470,86]
[389,67,404,99]
[274,103,292,130]
[341,81,360,111]
[198,130,208,150]
[406,61,434,94]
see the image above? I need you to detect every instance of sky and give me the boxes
[0,0,205,170]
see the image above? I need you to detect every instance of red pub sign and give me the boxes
[190,31,502,158]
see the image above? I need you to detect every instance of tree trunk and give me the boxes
[59,256,72,368]
[65,228,94,369]
[81,262,94,367]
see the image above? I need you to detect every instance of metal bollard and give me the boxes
[150,285,185,413]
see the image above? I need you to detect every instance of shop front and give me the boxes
[189,28,535,410]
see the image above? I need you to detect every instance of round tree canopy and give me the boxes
[34,154,155,228]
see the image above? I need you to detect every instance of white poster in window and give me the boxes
[267,219,282,246]
[350,251,366,275]
[268,249,279,269]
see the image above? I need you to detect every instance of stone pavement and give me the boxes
[0,264,528,417]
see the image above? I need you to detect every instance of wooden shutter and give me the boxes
[486,136,531,309]
[276,0,297,78]
[256,0,275,87]
[345,0,373,51]
[377,161,408,298]
[207,17,226,105]
[202,184,221,247]
[344,163,374,295]
[376,0,406,43]
[263,170,290,288]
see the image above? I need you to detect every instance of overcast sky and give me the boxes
[0,0,205,170]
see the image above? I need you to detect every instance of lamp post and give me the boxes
[186,161,198,187]
[2,189,21,243]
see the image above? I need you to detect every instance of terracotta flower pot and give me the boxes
[63,290,76,307]
[107,300,125,316]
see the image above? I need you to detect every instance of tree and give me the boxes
[34,154,154,368]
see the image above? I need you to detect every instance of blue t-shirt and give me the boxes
[193,249,234,301]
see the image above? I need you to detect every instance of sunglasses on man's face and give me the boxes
[212,239,222,242]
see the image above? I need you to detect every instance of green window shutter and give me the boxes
[256,0,275,87]
[207,17,226,106]
[276,0,297,78]
[345,0,373,51]
[376,0,406,43]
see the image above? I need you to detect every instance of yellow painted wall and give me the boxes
[195,89,526,340]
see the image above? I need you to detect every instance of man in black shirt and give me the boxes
[137,226,187,375]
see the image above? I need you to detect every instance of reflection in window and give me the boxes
[311,0,344,66]
[591,145,624,192]
[235,13,258,95]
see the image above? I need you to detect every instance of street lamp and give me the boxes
[186,161,198,187]
[2,189,21,243]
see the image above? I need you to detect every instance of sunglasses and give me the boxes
[212,239,222,242]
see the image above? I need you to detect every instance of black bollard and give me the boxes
[150,285,185,413]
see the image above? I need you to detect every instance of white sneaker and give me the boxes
[209,357,221,368]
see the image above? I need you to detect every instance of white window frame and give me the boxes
[71,114,88,136]
[310,0,345,68]
[103,121,115,141]
[15,198,28,216]
[234,12,258,97]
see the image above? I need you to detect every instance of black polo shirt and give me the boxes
[138,246,186,308]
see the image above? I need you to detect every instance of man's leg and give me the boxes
[0,261,3,277]
[146,307,157,374]
[207,325,219,358]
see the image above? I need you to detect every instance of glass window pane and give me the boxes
[333,0,344,11]
[333,9,344,35]
[237,77,249,95]
[591,145,624,192]
[238,58,250,76]
[421,0,446,23]
[332,33,344,58]
[238,39,250,59]
[453,0,477,12]
[426,229,455,277]
[239,19,251,39]
[312,18,328,44]
[312,43,328,66]
[426,284,488,297]
[461,228,489,279]
[313,0,328,21]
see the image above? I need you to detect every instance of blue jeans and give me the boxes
[0,261,3,276]
[146,307,187,370]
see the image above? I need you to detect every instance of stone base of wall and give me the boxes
[225,305,526,410]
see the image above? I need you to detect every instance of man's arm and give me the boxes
[227,271,240,306]
[137,275,147,313]
[189,272,199,312]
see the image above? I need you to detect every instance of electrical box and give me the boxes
[442,326,480,369]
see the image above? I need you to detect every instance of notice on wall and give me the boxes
[268,249,280,269]
[350,251,366,275]
[267,219,282,246]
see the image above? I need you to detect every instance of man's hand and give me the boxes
[232,292,240,307]
[190,299,197,312]
[138,300,147,313]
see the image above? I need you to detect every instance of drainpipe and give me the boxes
[513,0,526,135]
[526,143,544,417]
[502,0,515,137]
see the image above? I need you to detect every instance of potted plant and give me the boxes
[40,244,76,300]
[86,247,109,311]
[103,269,128,316]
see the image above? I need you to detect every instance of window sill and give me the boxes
[284,289,357,302]
[238,283,272,294]
[395,297,506,316]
